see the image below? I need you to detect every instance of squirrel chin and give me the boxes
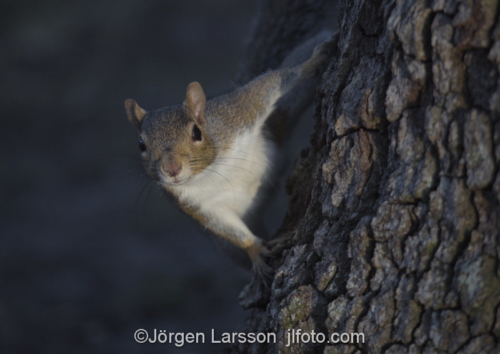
[159,175,192,186]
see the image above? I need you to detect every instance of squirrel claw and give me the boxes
[266,235,291,248]
[246,240,275,287]
[252,257,274,289]
[258,244,279,260]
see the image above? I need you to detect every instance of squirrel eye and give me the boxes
[138,138,146,152]
[192,124,202,142]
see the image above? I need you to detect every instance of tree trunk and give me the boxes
[230,0,500,353]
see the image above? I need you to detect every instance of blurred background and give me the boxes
[0,1,270,353]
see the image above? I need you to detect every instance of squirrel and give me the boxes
[124,35,335,280]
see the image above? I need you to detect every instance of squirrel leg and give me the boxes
[203,210,274,281]
[237,34,336,122]
[245,238,274,282]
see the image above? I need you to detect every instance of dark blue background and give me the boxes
[0,1,264,353]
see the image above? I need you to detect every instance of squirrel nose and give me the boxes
[162,160,183,178]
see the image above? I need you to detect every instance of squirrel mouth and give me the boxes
[159,173,190,186]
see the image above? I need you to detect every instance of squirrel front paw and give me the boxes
[246,239,274,284]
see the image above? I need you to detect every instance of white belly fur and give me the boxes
[173,122,275,219]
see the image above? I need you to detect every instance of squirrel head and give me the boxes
[125,82,216,186]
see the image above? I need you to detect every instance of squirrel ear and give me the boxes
[185,82,206,125]
[124,99,147,130]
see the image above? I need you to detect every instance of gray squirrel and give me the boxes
[125,34,336,279]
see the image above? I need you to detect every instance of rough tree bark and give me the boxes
[230,0,500,353]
